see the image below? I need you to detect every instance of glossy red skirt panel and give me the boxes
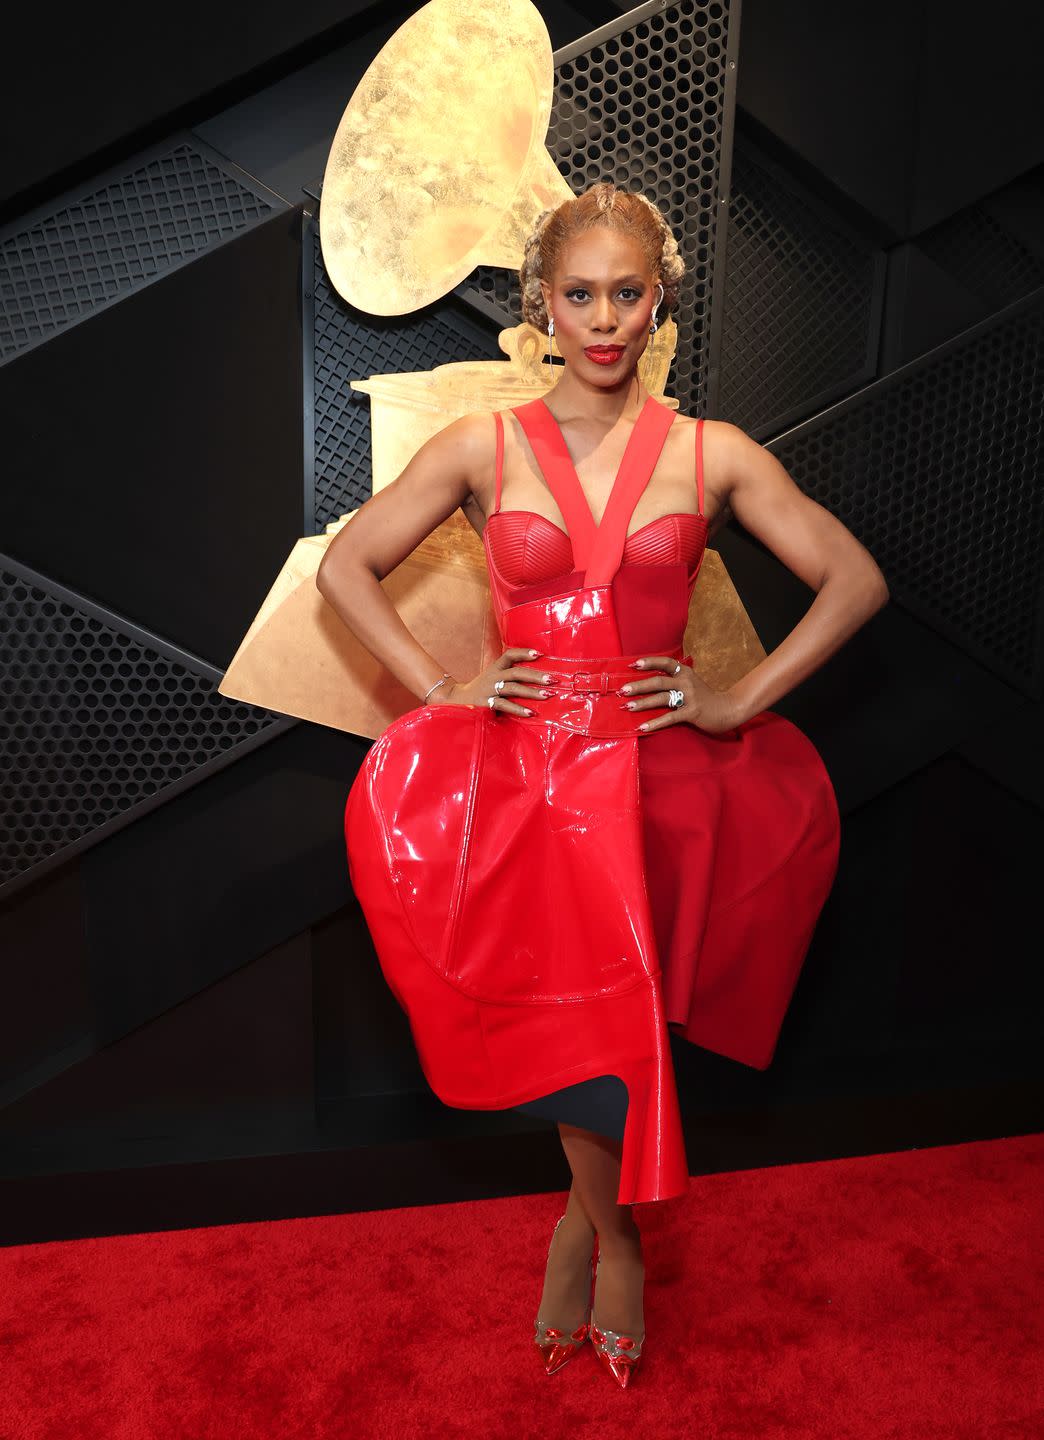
[345,699,690,1204]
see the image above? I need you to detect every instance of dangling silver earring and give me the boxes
[649,282,665,333]
[547,313,555,366]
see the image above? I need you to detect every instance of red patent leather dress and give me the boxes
[345,393,841,1205]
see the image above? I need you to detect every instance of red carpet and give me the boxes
[1,1134,1040,1439]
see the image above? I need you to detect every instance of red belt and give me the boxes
[508,648,689,737]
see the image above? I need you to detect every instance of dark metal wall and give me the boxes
[0,1,396,214]
[1,0,1041,1244]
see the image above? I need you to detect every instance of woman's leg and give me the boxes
[536,1177,596,1330]
[556,1122,645,1336]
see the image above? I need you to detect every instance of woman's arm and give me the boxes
[315,411,491,702]
[713,422,890,726]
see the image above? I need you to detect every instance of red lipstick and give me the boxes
[584,345,626,366]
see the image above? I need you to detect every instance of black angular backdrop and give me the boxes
[0,0,1042,1245]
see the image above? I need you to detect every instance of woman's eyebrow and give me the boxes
[560,274,645,283]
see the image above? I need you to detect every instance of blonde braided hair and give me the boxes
[519,180,687,332]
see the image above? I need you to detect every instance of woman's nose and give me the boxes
[593,301,617,330]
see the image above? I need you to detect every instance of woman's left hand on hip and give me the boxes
[617,656,740,735]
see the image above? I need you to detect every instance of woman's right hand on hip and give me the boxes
[429,648,553,716]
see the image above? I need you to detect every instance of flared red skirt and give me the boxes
[511,708,841,1136]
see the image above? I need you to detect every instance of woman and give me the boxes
[316,182,888,1388]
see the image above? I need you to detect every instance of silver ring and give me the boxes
[673,661,682,675]
[487,695,497,709]
[494,678,506,694]
[667,688,685,709]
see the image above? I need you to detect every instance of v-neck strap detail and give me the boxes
[510,393,678,587]
[509,398,598,563]
[587,399,677,585]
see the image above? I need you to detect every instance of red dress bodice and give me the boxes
[483,394,708,665]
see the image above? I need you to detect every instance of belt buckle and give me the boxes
[570,669,609,694]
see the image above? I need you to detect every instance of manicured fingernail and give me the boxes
[529,650,541,657]
[630,660,645,668]
[542,673,552,682]
[523,707,533,715]
[619,685,632,694]
[620,701,636,710]
[638,722,649,730]
[539,690,551,698]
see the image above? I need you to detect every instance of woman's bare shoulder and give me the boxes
[667,414,743,534]
[668,412,737,459]
[672,413,751,468]
[407,409,498,493]
[671,411,739,436]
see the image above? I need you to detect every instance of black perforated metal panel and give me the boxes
[768,292,1044,696]
[917,170,1044,312]
[720,140,885,438]
[0,556,292,895]
[0,138,280,362]
[458,0,736,421]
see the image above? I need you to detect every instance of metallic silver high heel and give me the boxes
[534,1214,596,1375]
[590,1251,645,1388]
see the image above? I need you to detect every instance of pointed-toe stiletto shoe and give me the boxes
[533,1215,597,1376]
[590,1252,645,1388]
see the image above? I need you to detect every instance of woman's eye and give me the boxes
[565,288,642,302]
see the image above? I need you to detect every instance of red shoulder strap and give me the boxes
[695,417,705,518]
[492,412,504,514]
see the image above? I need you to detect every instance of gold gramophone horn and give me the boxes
[319,0,574,314]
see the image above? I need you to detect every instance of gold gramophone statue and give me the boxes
[219,0,766,738]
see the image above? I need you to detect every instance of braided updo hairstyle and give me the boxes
[519,180,687,332]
